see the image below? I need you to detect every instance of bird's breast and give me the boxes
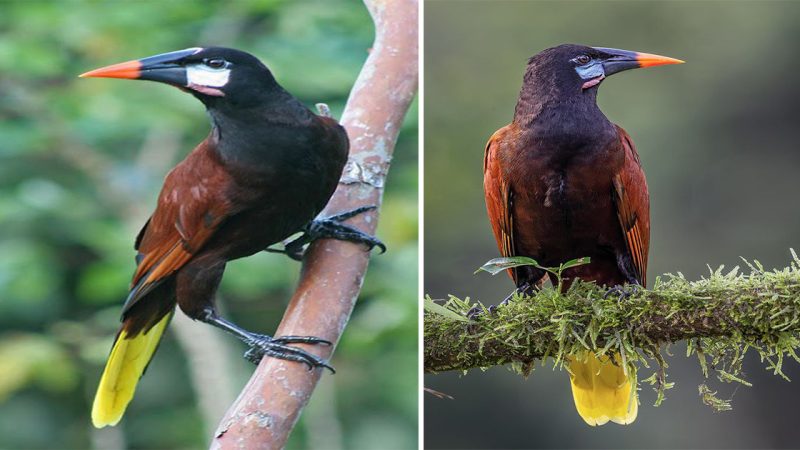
[510,138,621,208]
[506,138,624,261]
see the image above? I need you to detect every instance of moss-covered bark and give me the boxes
[425,254,800,409]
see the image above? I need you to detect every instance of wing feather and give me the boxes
[611,125,650,287]
[484,128,518,283]
[123,140,236,313]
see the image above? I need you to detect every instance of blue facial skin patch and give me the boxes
[575,60,605,80]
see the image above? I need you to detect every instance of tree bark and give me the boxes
[211,1,418,448]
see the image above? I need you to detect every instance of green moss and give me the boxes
[424,251,800,411]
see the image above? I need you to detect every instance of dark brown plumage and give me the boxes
[482,44,682,425]
[81,47,381,427]
[484,122,649,290]
[483,43,682,293]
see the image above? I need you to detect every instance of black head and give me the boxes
[523,44,683,95]
[80,47,282,108]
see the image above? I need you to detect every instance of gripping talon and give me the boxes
[466,302,503,320]
[325,205,377,222]
[264,206,384,259]
[466,281,533,320]
[603,284,641,302]
[306,217,385,253]
[466,305,486,320]
[244,334,335,373]
[273,335,333,346]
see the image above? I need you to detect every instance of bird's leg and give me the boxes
[603,283,642,302]
[264,234,311,261]
[198,308,335,373]
[266,206,386,261]
[467,281,534,319]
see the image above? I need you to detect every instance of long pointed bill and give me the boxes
[80,59,142,79]
[593,47,684,76]
[80,48,202,85]
[634,51,685,68]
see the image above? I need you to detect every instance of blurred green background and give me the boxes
[425,0,800,449]
[0,1,418,449]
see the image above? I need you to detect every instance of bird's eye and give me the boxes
[204,59,227,69]
[575,55,591,65]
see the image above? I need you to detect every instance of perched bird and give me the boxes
[80,47,383,428]
[481,44,682,425]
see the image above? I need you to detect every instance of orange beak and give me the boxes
[80,59,142,79]
[79,48,202,85]
[634,51,685,68]
[592,46,684,77]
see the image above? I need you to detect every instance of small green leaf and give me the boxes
[424,297,469,322]
[475,256,543,275]
[559,257,591,271]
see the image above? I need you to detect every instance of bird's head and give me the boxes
[80,47,280,108]
[525,44,683,94]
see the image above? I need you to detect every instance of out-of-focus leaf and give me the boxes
[0,334,78,400]
[77,261,130,304]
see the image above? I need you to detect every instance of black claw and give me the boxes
[244,334,335,373]
[466,305,485,320]
[326,205,377,222]
[273,335,333,346]
[466,283,528,320]
[603,284,641,302]
[466,302,504,320]
[244,347,264,365]
[306,208,385,253]
[264,206,384,259]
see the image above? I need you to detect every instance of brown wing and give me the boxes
[611,125,650,287]
[123,139,238,313]
[483,126,518,283]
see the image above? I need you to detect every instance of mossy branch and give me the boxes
[425,252,800,410]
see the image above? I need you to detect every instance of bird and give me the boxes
[481,44,682,426]
[80,47,384,428]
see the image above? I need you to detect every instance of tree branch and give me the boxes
[425,256,800,391]
[211,1,418,448]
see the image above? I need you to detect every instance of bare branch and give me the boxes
[211,1,418,448]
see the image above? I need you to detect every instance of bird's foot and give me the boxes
[243,333,335,373]
[466,282,533,319]
[307,206,386,252]
[603,284,641,302]
[265,206,385,261]
[466,301,507,320]
[466,295,515,320]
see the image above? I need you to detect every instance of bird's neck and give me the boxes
[207,91,315,168]
[513,82,614,145]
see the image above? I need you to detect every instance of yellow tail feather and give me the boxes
[568,351,637,426]
[91,313,172,428]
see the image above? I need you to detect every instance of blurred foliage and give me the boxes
[0,1,417,449]
[425,1,800,449]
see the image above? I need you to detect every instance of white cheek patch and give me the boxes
[186,65,230,88]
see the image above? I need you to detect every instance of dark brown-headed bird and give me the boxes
[482,44,682,425]
[80,47,383,427]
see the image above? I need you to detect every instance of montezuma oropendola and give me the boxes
[80,47,383,427]
[481,44,682,425]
